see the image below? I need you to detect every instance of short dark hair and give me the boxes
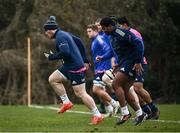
[117,16,130,26]
[100,17,116,27]
[87,24,98,31]
[109,15,118,24]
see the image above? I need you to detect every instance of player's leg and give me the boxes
[102,69,118,101]
[133,82,160,119]
[129,86,151,116]
[73,83,104,125]
[139,97,152,118]
[133,64,160,119]
[124,80,147,125]
[48,70,67,96]
[70,71,103,125]
[93,74,106,114]
[93,73,120,116]
[128,86,140,110]
[48,67,73,113]
[112,71,132,125]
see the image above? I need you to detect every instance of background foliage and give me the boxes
[0,0,179,104]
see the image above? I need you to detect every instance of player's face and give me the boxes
[95,22,102,32]
[45,30,54,39]
[118,24,128,30]
[87,28,97,39]
[101,25,113,35]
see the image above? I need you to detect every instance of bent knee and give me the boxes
[133,83,143,92]
[48,75,54,84]
[48,74,60,85]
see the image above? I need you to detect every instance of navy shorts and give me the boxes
[117,61,147,83]
[58,66,85,86]
[93,73,106,88]
[134,64,147,83]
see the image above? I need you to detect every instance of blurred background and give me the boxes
[0,0,179,105]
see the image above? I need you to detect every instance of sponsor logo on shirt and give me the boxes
[60,42,68,46]
[115,29,125,37]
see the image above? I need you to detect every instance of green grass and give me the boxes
[0,104,180,132]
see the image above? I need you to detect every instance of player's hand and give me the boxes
[50,50,53,54]
[96,56,103,62]
[84,63,91,70]
[44,52,50,59]
[133,63,144,76]
[112,64,118,70]
[112,64,119,74]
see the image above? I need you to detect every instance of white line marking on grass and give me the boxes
[29,105,180,124]
[29,105,91,115]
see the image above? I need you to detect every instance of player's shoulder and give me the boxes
[96,35,105,44]
[57,30,72,40]
[115,28,126,37]
[114,27,132,37]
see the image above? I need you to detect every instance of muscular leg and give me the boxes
[112,71,128,108]
[129,86,140,106]
[133,82,152,104]
[73,83,104,124]
[134,82,159,119]
[49,69,73,114]
[113,71,132,125]
[102,72,117,101]
[92,85,112,105]
[125,83,141,111]
[48,70,67,97]
[73,83,97,110]
[138,95,152,115]
[124,80,141,111]
[92,85,120,115]
[138,95,147,107]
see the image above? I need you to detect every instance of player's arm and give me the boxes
[101,42,114,60]
[130,37,144,64]
[48,38,71,60]
[96,41,114,62]
[128,33,144,75]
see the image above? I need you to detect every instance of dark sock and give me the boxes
[142,104,152,114]
[110,93,118,101]
[98,101,106,113]
[148,102,157,112]
[99,102,105,109]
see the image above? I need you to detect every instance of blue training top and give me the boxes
[107,26,144,65]
[91,34,113,73]
[99,31,118,65]
[48,29,84,70]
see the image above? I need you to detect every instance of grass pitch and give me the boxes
[0,104,180,132]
